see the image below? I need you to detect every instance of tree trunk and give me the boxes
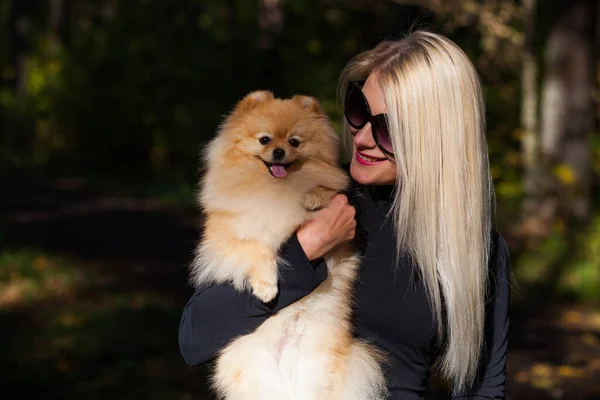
[47,0,71,45]
[257,0,285,93]
[8,0,29,100]
[101,0,117,22]
[48,0,73,47]
[534,0,596,230]
[48,0,64,33]
[520,0,540,220]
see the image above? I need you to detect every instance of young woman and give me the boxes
[179,31,510,399]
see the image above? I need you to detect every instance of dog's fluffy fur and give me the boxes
[190,91,387,400]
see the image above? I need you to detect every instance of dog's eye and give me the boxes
[259,136,271,145]
[288,138,300,148]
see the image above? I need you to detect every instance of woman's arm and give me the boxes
[178,233,328,366]
[453,232,511,399]
[178,193,357,366]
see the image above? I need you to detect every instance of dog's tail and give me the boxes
[341,340,389,400]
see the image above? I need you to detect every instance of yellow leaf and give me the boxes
[531,376,554,390]
[60,313,83,328]
[588,358,600,371]
[490,166,502,179]
[582,333,600,348]
[515,370,529,383]
[563,310,583,325]
[553,219,566,234]
[33,256,49,271]
[512,128,524,140]
[531,363,553,378]
[557,365,586,378]
[503,151,521,166]
[588,312,600,330]
[553,164,577,185]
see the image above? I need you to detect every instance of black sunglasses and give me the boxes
[344,80,394,158]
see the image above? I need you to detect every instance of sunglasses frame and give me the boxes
[344,80,394,159]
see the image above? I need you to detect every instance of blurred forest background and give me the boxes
[1,0,600,399]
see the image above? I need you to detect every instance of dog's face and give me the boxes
[217,91,339,179]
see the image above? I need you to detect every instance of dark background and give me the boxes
[1,0,599,399]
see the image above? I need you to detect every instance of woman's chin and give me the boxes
[350,158,396,186]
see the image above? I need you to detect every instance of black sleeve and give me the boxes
[453,233,511,399]
[178,233,328,366]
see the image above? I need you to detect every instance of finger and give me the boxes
[347,205,356,218]
[334,194,348,206]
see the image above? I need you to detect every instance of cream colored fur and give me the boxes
[190,92,388,400]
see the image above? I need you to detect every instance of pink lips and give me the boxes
[355,151,385,165]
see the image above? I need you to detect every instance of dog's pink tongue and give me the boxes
[271,165,287,178]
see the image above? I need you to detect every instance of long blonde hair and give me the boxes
[339,31,494,392]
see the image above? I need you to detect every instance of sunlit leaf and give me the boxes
[553,164,577,185]
[515,370,529,383]
[588,313,600,330]
[531,376,554,390]
[33,256,49,271]
[531,363,553,378]
[557,365,586,378]
[198,14,212,29]
[581,333,600,348]
[496,181,522,198]
[307,39,322,54]
[563,310,583,325]
[60,313,83,328]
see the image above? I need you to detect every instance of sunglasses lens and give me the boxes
[344,86,367,129]
[373,117,393,155]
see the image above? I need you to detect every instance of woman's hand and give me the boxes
[297,194,356,261]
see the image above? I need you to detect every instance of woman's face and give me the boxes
[348,74,397,186]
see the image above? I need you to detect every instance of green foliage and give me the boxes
[0,248,205,399]
[1,0,439,175]
[0,249,83,305]
[514,215,600,304]
[558,215,600,302]
[1,0,593,302]
[52,0,240,171]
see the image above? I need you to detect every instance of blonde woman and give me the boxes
[179,30,510,399]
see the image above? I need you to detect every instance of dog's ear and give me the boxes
[234,90,274,112]
[292,95,322,113]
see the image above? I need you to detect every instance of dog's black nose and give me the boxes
[273,148,285,160]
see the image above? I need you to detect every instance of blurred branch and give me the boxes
[389,0,524,69]
[8,0,29,100]
[257,0,285,51]
[48,0,72,46]
[538,0,595,218]
[257,0,286,92]
[521,0,540,216]
[517,0,597,245]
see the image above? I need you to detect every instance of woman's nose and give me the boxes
[353,124,375,148]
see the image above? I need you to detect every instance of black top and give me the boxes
[178,182,510,400]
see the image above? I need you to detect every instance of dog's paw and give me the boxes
[304,195,324,212]
[250,278,278,303]
[304,186,338,211]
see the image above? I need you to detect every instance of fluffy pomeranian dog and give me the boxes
[190,90,387,400]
